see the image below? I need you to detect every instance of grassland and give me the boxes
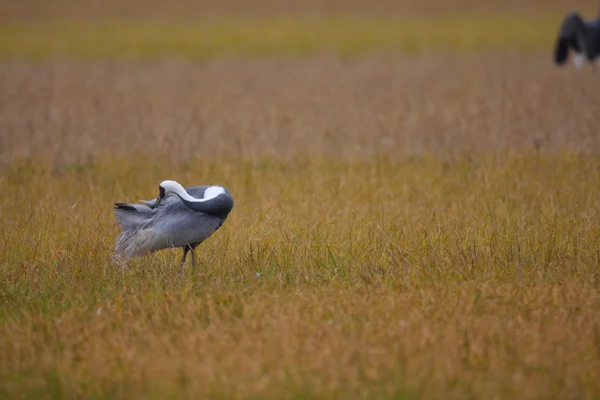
[0,16,565,60]
[1,0,597,59]
[2,151,600,399]
[1,3,600,399]
[2,0,595,20]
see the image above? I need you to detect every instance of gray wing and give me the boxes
[114,186,229,260]
[146,185,233,247]
[114,202,156,230]
[114,202,165,259]
[140,199,158,207]
[148,198,226,248]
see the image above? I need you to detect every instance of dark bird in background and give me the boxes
[554,10,600,68]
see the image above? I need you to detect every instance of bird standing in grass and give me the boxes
[554,10,600,69]
[114,180,234,272]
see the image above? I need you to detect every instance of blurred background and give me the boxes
[1,0,590,19]
[1,0,599,167]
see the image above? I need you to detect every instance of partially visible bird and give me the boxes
[554,10,600,69]
[114,180,234,271]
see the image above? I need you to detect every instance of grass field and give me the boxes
[2,3,600,399]
[3,0,594,20]
[0,16,565,59]
[3,151,600,399]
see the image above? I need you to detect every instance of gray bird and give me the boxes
[554,10,600,68]
[114,180,234,271]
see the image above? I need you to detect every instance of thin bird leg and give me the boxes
[179,246,190,273]
[190,247,197,271]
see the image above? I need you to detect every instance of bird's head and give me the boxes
[154,180,184,208]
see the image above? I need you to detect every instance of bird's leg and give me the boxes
[179,246,190,275]
[190,247,197,271]
[187,243,201,271]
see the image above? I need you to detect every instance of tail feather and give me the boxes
[114,227,168,261]
[114,210,149,231]
[114,202,154,229]
[115,202,137,211]
[113,202,157,260]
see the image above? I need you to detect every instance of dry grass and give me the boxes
[2,2,600,395]
[2,283,600,399]
[2,55,599,166]
[2,152,600,398]
[1,54,600,399]
[1,0,597,20]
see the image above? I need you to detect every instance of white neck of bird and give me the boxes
[171,184,225,203]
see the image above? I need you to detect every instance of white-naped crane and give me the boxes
[114,180,234,271]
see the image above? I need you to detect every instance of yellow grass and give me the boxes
[2,152,600,399]
[2,0,597,20]
[1,51,600,398]
[0,15,566,60]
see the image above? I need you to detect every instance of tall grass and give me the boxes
[1,153,600,399]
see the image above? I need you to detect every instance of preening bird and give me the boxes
[114,180,234,270]
[554,10,600,68]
